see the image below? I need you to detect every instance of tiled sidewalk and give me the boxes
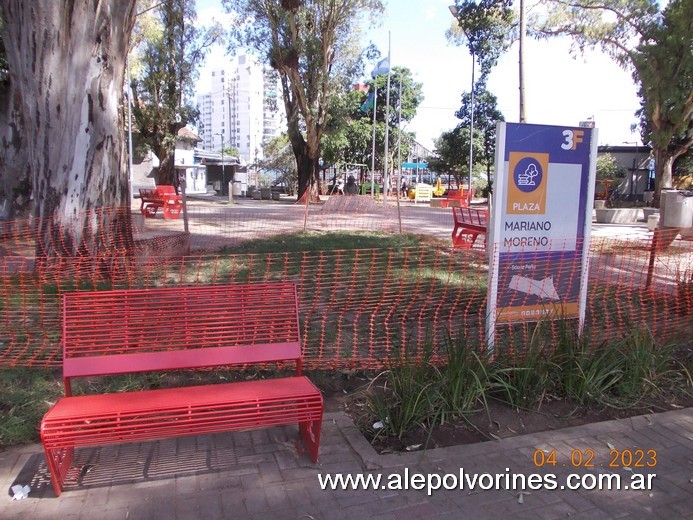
[1,409,691,519]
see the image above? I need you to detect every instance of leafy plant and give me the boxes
[437,333,491,420]
[596,153,627,181]
[365,361,440,440]
[551,324,623,406]
[491,343,555,411]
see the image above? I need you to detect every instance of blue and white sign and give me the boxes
[487,123,598,346]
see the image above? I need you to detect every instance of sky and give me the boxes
[195,0,644,152]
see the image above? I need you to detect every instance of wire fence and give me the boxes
[0,197,690,368]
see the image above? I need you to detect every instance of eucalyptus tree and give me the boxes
[0,1,137,261]
[537,0,692,205]
[224,0,385,201]
[447,0,515,83]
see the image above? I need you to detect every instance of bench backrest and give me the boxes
[156,185,178,198]
[452,207,488,227]
[447,188,474,200]
[62,282,301,392]
[139,188,158,200]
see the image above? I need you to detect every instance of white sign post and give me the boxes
[487,122,598,349]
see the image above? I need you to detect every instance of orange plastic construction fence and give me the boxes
[0,201,690,368]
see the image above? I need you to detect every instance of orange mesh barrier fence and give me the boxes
[0,202,690,368]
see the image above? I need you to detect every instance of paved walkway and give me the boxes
[2,409,691,519]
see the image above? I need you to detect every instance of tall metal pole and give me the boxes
[519,0,527,123]
[396,75,403,232]
[397,76,403,197]
[370,81,378,197]
[383,32,392,202]
[468,51,475,203]
[448,5,475,203]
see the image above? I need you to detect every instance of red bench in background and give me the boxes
[139,185,183,219]
[430,188,474,208]
[40,282,323,496]
[452,206,488,249]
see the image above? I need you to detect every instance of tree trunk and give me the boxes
[0,84,32,218]
[157,149,178,191]
[284,87,320,202]
[0,1,137,265]
[653,146,675,208]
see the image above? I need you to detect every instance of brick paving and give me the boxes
[1,408,691,519]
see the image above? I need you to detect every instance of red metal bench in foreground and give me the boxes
[139,185,182,219]
[40,282,323,496]
[452,206,488,249]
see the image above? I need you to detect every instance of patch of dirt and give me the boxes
[313,371,693,453]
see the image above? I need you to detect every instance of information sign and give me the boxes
[487,123,598,345]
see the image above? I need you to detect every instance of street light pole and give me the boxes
[519,0,526,122]
[468,50,475,203]
[449,5,475,203]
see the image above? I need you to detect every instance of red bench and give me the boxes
[452,207,488,248]
[40,282,323,496]
[431,188,474,208]
[139,185,183,219]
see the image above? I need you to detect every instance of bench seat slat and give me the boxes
[43,377,319,419]
[42,377,323,451]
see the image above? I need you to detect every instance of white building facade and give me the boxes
[196,54,284,163]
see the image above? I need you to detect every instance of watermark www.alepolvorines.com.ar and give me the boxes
[317,468,656,497]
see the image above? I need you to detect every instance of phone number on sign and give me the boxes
[533,449,657,468]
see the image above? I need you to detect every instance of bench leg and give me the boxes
[162,202,182,219]
[299,417,322,463]
[143,204,158,218]
[452,228,479,249]
[43,444,73,497]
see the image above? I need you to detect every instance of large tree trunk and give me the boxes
[156,149,178,191]
[0,1,137,265]
[653,146,676,208]
[0,83,31,218]
[282,80,320,202]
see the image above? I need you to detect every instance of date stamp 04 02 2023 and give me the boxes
[533,449,657,469]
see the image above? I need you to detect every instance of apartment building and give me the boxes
[196,54,284,163]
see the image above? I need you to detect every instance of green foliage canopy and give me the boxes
[454,85,505,183]
[130,0,221,187]
[322,66,424,173]
[447,0,515,81]
[536,0,692,204]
